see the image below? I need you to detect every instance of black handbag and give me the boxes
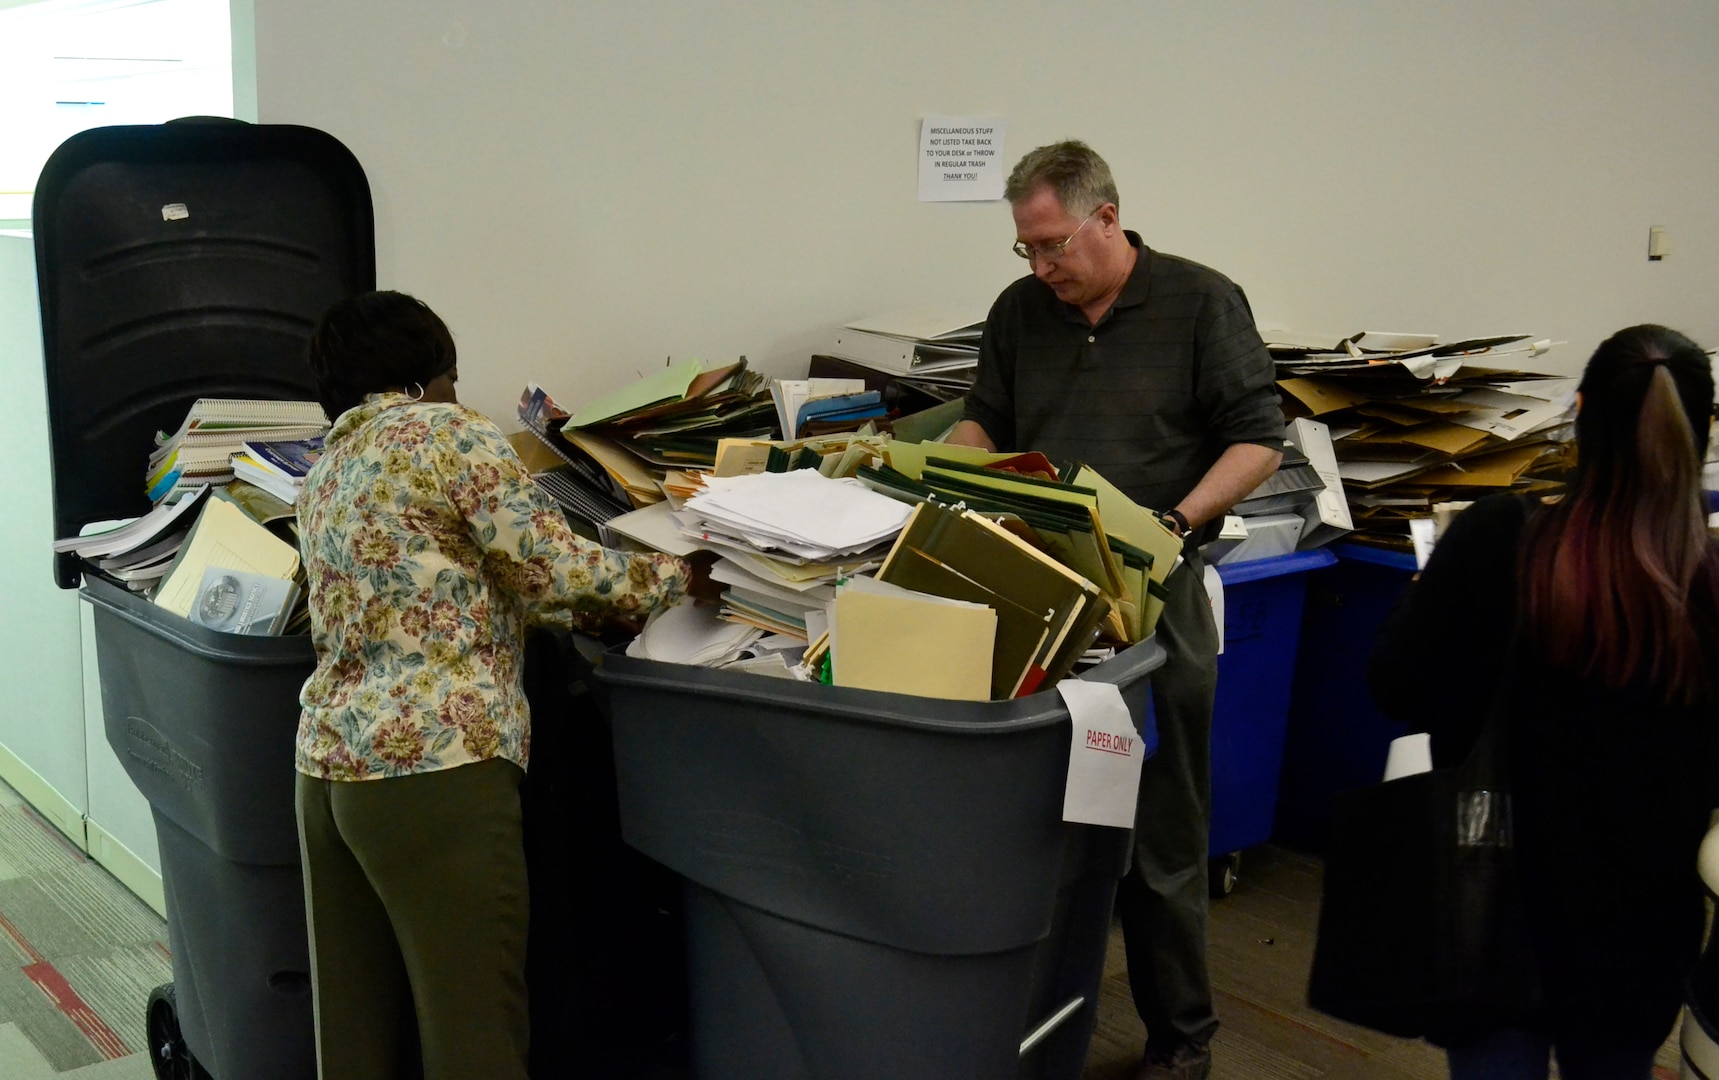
[1306,709,1542,1040]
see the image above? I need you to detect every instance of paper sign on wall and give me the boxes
[1058,679,1145,828]
[918,116,1007,202]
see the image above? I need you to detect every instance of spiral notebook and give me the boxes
[147,398,330,503]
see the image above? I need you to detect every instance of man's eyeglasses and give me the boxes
[1013,215,1093,262]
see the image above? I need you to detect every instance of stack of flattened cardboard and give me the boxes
[1268,332,1576,550]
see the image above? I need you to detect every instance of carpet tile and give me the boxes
[0,781,167,1076]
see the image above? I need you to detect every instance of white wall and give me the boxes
[0,233,90,838]
[252,1,1719,426]
[1,236,161,906]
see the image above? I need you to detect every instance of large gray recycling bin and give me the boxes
[594,637,1166,1080]
[33,119,373,1078]
[83,576,316,1078]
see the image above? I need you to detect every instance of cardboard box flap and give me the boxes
[1276,377,1371,417]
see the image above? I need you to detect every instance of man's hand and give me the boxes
[943,420,998,452]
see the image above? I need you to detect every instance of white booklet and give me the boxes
[187,566,300,635]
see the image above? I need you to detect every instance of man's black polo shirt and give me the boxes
[962,231,1282,515]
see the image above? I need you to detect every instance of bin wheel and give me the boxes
[1208,852,1241,900]
[146,984,210,1080]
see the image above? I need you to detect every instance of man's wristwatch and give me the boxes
[1159,508,1190,538]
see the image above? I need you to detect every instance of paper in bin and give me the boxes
[1058,679,1145,829]
[1382,732,1433,781]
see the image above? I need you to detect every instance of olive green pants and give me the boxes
[296,759,529,1080]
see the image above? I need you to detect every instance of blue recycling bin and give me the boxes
[1273,542,1419,851]
[1208,549,1337,867]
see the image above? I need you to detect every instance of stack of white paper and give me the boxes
[678,469,913,562]
[625,602,763,666]
[710,557,836,640]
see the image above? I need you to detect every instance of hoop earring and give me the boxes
[406,382,425,401]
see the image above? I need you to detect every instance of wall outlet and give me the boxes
[1649,225,1670,260]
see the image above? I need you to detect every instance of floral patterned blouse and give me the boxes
[295,393,687,781]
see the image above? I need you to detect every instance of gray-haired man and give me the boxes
[948,141,1282,1080]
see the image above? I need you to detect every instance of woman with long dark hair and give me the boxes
[1369,324,1719,1079]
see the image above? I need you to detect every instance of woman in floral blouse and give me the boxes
[294,291,688,1080]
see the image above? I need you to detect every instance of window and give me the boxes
[0,0,233,221]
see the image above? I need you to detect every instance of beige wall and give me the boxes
[252,1,1719,426]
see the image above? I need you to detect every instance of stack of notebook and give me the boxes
[147,398,329,504]
[597,462,894,648]
[707,556,835,641]
[53,485,215,592]
[230,436,325,505]
[53,483,308,634]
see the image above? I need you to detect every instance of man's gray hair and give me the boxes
[1004,140,1119,216]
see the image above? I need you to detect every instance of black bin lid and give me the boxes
[34,119,375,588]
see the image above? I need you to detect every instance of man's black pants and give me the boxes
[1115,556,1220,1050]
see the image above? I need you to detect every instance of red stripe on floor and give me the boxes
[0,908,45,964]
[22,960,131,1060]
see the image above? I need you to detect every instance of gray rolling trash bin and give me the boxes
[84,579,316,1079]
[34,119,374,1079]
[594,637,1166,1080]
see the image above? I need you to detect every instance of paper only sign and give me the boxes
[1058,680,1145,828]
[918,115,1006,202]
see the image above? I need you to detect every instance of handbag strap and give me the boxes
[1453,495,1540,844]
